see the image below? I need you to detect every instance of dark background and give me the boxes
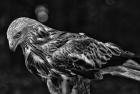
[1,0,140,94]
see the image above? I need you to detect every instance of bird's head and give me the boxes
[7,17,44,51]
[7,17,63,51]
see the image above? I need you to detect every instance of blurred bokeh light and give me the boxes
[35,5,49,23]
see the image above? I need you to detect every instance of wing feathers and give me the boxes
[25,50,50,79]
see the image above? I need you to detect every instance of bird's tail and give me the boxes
[100,51,140,81]
[121,50,140,63]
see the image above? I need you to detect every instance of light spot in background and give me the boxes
[35,5,49,23]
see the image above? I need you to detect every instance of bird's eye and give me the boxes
[13,32,22,39]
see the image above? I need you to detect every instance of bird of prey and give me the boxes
[7,17,140,94]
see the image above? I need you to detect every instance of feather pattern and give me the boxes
[19,22,131,80]
[7,17,138,94]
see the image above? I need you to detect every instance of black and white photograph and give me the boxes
[1,0,140,94]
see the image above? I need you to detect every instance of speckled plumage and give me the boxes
[7,17,137,94]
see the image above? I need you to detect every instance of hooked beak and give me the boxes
[9,39,21,51]
[100,59,140,81]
